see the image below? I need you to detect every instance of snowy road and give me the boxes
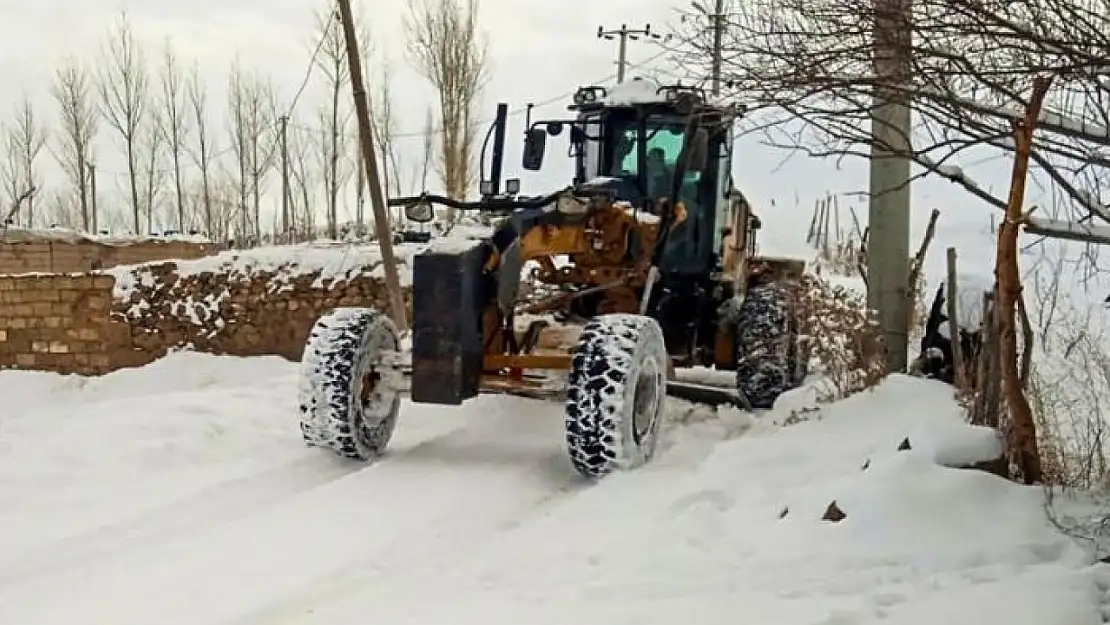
[0,352,1105,624]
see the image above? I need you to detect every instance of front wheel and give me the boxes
[297,307,402,461]
[564,314,668,478]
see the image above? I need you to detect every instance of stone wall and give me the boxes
[0,274,126,375]
[0,243,417,376]
[113,260,412,365]
[0,230,215,274]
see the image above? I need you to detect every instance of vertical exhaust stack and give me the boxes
[489,103,508,196]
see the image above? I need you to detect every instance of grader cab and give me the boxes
[297,78,807,478]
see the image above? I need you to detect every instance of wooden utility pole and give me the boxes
[279,115,290,243]
[945,247,963,387]
[336,0,408,330]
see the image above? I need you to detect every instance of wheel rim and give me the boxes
[355,332,399,432]
[631,359,662,444]
[360,370,381,406]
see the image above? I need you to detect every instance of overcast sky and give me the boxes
[0,0,1041,284]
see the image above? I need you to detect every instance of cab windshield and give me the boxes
[603,114,719,273]
[609,118,698,208]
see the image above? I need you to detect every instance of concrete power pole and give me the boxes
[336,0,408,330]
[597,24,661,83]
[711,0,725,96]
[868,0,913,373]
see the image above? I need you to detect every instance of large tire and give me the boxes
[564,314,668,478]
[298,307,401,461]
[735,282,802,409]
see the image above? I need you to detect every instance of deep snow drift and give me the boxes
[0,352,1106,624]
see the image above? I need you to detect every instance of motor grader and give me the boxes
[297,78,806,478]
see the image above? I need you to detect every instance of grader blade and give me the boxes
[665,380,753,411]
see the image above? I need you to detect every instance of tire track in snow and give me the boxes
[0,410,470,587]
[220,433,589,625]
[219,404,748,625]
[0,392,750,625]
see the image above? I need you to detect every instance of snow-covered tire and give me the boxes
[735,282,801,409]
[298,307,401,461]
[564,314,668,478]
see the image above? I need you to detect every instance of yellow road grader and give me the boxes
[297,79,806,478]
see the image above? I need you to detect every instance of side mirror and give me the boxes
[522,127,546,170]
[683,128,710,172]
[404,200,435,223]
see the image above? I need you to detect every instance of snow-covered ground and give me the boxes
[2,189,1108,623]
[0,351,1106,624]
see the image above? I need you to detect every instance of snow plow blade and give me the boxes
[665,380,752,411]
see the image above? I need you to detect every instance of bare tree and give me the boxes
[372,56,404,198]
[139,108,168,232]
[50,57,98,231]
[666,0,1110,238]
[97,10,148,233]
[185,62,214,236]
[4,95,49,227]
[404,0,489,203]
[226,58,276,244]
[316,102,355,237]
[227,58,251,242]
[418,107,435,194]
[245,77,278,240]
[0,132,23,223]
[313,8,348,238]
[158,39,190,231]
[288,121,317,240]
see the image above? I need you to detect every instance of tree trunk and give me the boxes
[994,75,1052,485]
[127,142,140,233]
[329,85,340,239]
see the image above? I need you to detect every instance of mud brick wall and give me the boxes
[112,261,414,367]
[0,259,413,376]
[0,274,125,374]
[0,238,215,274]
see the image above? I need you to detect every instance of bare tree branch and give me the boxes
[666,0,1110,247]
[50,56,98,231]
[97,10,148,233]
[404,0,489,207]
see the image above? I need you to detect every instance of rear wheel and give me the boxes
[564,314,668,478]
[735,282,803,409]
[298,307,401,461]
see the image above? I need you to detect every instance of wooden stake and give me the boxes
[945,247,963,387]
[336,0,408,330]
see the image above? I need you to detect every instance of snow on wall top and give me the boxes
[0,226,213,246]
[105,241,425,299]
